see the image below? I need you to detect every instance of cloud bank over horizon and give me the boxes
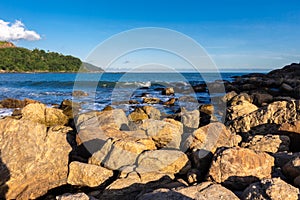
[0,19,41,41]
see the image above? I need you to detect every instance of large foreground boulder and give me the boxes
[0,118,72,199]
[208,147,274,190]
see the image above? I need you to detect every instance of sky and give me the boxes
[0,0,300,71]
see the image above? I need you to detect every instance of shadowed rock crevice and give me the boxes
[0,151,10,199]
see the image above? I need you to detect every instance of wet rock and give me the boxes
[143,97,161,104]
[0,118,72,199]
[67,161,113,187]
[162,87,174,95]
[184,122,241,154]
[208,147,274,190]
[281,83,294,92]
[242,178,299,200]
[0,98,39,108]
[137,118,183,149]
[72,90,89,97]
[59,99,81,119]
[21,103,69,126]
[241,134,290,153]
[163,97,176,106]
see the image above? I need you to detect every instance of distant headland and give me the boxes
[0,41,104,73]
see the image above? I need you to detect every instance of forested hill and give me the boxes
[0,45,82,72]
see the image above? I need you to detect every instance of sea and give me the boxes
[0,72,254,118]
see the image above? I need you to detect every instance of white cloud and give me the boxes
[0,19,41,41]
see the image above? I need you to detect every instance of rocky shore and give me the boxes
[0,63,300,200]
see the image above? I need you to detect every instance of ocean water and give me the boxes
[0,72,248,117]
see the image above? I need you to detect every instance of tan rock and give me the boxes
[76,109,128,130]
[0,118,71,199]
[136,149,190,174]
[67,161,113,187]
[101,171,174,200]
[21,103,68,126]
[56,193,91,200]
[138,182,239,200]
[229,100,300,134]
[142,106,161,120]
[180,109,200,128]
[162,87,174,95]
[128,107,149,121]
[241,134,290,153]
[226,100,258,121]
[208,147,274,190]
[242,178,299,200]
[138,119,183,149]
[184,122,241,154]
[89,135,156,170]
[143,97,161,104]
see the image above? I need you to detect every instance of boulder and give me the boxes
[128,107,149,121]
[143,97,161,104]
[0,98,39,108]
[283,156,300,180]
[208,147,274,190]
[59,99,81,119]
[67,161,113,187]
[0,118,71,199]
[138,182,239,200]
[101,172,174,200]
[281,83,294,92]
[199,104,214,115]
[241,134,290,153]
[180,109,200,128]
[136,149,190,174]
[89,133,156,170]
[21,103,69,126]
[222,91,238,103]
[142,106,161,120]
[162,87,175,95]
[228,100,300,135]
[251,92,273,106]
[56,193,92,200]
[184,122,241,154]
[163,98,176,106]
[76,109,128,130]
[226,100,258,121]
[137,119,183,149]
[72,90,89,97]
[242,178,299,200]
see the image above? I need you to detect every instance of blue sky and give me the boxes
[1,0,300,71]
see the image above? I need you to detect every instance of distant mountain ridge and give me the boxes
[80,62,104,72]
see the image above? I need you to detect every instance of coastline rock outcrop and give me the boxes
[0,118,71,199]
